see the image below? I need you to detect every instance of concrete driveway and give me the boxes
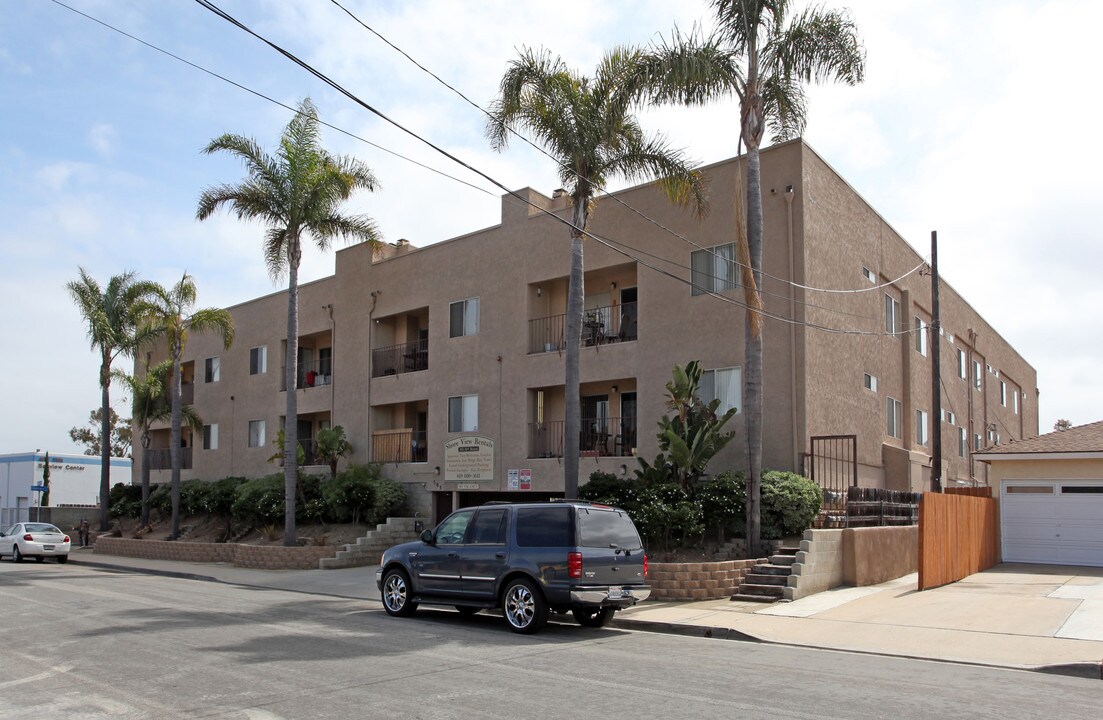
[619,563,1103,676]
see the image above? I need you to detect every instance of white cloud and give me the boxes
[88,123,117,158]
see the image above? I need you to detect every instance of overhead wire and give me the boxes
[45,0,500,200]
[326,0,929,296]
[48,0,919,337]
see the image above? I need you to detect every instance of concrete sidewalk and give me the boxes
[70,550,1103,679]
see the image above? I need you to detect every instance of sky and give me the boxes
[2,0,1100,457]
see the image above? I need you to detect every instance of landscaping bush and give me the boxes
[760,470,822,540]
[148,483,173,518]
[179,479,211,517]
[321,464,405,525]
[108,482,142,519]
[230,473,285,527]
[297,474,326,525]
[203,477,246,518]
[695,470,745,536]
[578,471,640,510]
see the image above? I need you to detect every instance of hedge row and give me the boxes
[110,464,405,529]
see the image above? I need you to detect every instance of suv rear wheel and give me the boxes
[381,568,418,617]
[502,578,548,634]
[572,607,613,628]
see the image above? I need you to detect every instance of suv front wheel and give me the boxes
[502,578,548,634]
[381,568,418,617]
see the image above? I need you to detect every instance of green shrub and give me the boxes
[760,471,822,540]
[630,482,702,551]
[297,475,326,524]
[694,470,745,534]
[108,483,142,519]
[179,479,210,516]
[321,464,405,525]
[148,483,172,518]
[204,477,246,518]
[578,471,640,510]
[231,474,285,527]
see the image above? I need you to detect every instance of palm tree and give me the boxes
[114,359,202,527]
[639,0,864,553]
[198,98,383,546]
[488,47,708,498]
[67,269,159,531]
[142,273,234,540]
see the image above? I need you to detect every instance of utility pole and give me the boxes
[930,231,943,492]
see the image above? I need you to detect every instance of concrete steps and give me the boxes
[319,517,423,569]
[731,547,798,603]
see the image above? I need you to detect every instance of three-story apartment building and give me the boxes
[136,139,1038,522]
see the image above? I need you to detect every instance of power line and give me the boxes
[45,0,500,200]
[326,0,923,297]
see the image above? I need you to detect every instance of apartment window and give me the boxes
[1013,390,1019,415]
[690,243,737,296]
[1000,380,1007,406]
[249,346,267,375]
[916,410,929,446]
[957,348,967,379]
[248,419,266,448]
[448,394,478,432]
[958,427,967,457]
[449,298,479,337]
[884,294,901,337]
[972,360,982,389]
[861,266,875,284]
[863,373,878,392]
[202,424,218,450]
[974,433,982,451]
[700,366,741,414]
[915,318,927,356]
[944,410,956,425]
[887,397,902,439]
[204,356,220,383]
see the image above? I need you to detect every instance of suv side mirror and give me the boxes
[420,529,434,544]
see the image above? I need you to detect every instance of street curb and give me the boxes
[70,556,220,584]
[613,616,1103,681]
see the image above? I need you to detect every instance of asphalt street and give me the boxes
[0,561,1098,719]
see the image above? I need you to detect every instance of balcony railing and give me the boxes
[528,416,636,458]
[372,428,428,463]
[529,302,637,354]
[372,339,429,378]
[280,366,333,391]
[146,447,193,471]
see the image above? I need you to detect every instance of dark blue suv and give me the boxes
[376,501,650,633]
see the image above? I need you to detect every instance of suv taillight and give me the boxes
[568,551,582,579]
[644,553,648,577]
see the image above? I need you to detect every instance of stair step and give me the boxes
[730,593,780,603]
[769,554,797,566]
[752,563,792,576]
[774,547,800,556]
[744,573,788,586]
[737,583,786,598]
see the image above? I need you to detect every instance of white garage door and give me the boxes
[1001,480,1103,567]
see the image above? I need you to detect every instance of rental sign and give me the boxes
[443,436,495,484]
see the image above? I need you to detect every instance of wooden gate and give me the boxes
[808,435,858,527]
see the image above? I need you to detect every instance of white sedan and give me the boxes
[0,523,71,563]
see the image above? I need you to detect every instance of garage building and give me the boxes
[976,421,1103,568]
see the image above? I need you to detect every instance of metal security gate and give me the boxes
[808,435,858,527]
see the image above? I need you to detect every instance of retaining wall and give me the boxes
[95,537,337,570]
[786,526,918,600]
[647,559,765,601]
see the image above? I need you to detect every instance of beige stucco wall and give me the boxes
[787,526,917,600]
[136,139,1038,518]
[984,458,1103,483]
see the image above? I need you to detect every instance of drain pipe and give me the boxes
[784,185,799,469]
[367,290,380,461]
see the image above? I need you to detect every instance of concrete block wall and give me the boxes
[647,559,765,601]
[95,537,337,570]
[320,517,423,569]
[785,526,918,601]
[785,529,845,601]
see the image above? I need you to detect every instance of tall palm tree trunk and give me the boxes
[140,428,151,527]
[744,143,764,556]
[98,358,111,531]
[562,201,588,498]
[169,345,182,540]
[284,247,301,547]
